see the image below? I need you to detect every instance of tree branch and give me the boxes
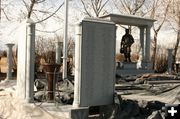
[2,8,10,21]
[91,0,97,17]
[28,0,36,18]
[81,0,92,17]
[35,2,64,23]
[98,0,109,16]
[120,0,130,14]
[36,27,62,33]
[35,0,46,4]
[133,0,145,15]
[22,0,29,14]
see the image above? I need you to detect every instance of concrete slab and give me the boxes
[74,18,116,107]
[40,103,72,118]
[40,103,89,119]
[101,14,156,27]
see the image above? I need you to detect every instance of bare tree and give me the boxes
[112,0,149,32]
[167,0,180,70]
[80,0,109,18]
[0,0,64,23]
[150,0,170,70]
[0,0,12,21]
[112,0,146,15]
[22,0,64,23]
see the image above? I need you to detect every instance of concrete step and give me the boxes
[116,69,154,76]
[146,80,180,84]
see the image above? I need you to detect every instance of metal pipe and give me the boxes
[0,0,1,22]
[56,42,63,64]
[62,0,68,79]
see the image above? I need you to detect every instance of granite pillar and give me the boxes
[145,26,151,62]
[55,42,63,64]
[167,49,173,73]
[139,27,145,62]
[73,23,82,108]
[16,19,35,103]
[5,43,14,80]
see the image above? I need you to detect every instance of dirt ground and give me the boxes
[0,80,66,119]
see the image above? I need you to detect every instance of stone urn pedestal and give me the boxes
[43,63,60,101]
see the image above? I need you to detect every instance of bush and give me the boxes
[2,51,7,57]
[154,54,168,73]
[116,53,139,62]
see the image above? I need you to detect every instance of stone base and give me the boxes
[116,61,154,76]
[141,62,153,69]
[40,103,115,119]
[123,62,137,69]
[70,107,89,119]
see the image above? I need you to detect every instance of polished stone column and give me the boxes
[70,43,75,75]
[17,19,35,103]
[73,23,82,108]
[55,42,63,64]
[6,43,14,80]
[26,20,35,103]
[139,27,145,62]
[145,26,151,62]
[167,49,173,73]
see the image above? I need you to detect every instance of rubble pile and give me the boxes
[114,73,180,119]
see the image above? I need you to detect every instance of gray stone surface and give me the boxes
[73,18,116,107]
[101,14,155,26]
[141,61,153,69]
[70,107,89,119]
[123,62,137,69]
[167,49,173,73]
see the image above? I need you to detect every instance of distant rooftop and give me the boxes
[100,14,156,27]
